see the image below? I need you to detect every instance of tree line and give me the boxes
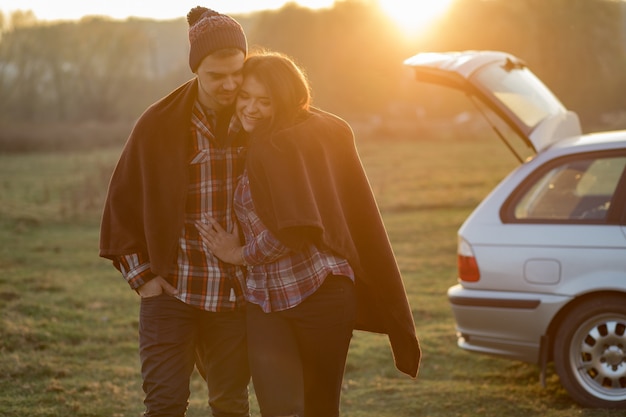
[1,0,625,131]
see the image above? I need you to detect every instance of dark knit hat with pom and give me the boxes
[187,6,248,72]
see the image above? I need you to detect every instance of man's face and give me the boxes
[195,51,245,111]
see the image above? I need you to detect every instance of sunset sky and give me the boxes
[1,0,456,35]
[1,0,338,20]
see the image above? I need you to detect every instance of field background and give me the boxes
[0,125,623,417]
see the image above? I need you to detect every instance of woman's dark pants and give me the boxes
[246,275,356,417]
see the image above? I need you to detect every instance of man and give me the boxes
[99,6,250,417]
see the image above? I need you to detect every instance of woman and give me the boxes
[197,51,420,417]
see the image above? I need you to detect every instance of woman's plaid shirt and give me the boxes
[237,171,354,313]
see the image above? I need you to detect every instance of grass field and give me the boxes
[0,129,623,417]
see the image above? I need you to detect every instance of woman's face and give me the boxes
[236,75,273,133]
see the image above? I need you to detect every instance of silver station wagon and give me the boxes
[405,50,626,409]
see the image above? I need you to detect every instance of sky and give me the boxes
[0,1,338,20]
[0,1,456,35]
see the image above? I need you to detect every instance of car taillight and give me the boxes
[457,237,480,282]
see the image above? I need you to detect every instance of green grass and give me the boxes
[0,132,623,416]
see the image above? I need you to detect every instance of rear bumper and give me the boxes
[447,284,571,364]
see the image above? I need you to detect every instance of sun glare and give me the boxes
[379,0,455,36]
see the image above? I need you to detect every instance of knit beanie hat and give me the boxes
[187,6,248,72]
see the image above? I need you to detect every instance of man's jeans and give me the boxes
[139,293,250,417]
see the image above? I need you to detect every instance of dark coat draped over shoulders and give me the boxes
[99,79,198,277]
[246,108,421,378]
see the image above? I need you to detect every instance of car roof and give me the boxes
[547,130,626,154]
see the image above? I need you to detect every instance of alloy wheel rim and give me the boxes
[569,314,626,401]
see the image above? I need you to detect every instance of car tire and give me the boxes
[553,295,626,409]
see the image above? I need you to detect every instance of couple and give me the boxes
[100,6,420,417]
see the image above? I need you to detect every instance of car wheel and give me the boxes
[553,295,626,409]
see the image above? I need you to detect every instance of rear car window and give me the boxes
[473,65,565,130]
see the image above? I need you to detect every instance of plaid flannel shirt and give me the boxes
[117,101,247,311]
[236,171,354,313]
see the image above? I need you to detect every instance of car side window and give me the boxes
[512,155,626,222]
